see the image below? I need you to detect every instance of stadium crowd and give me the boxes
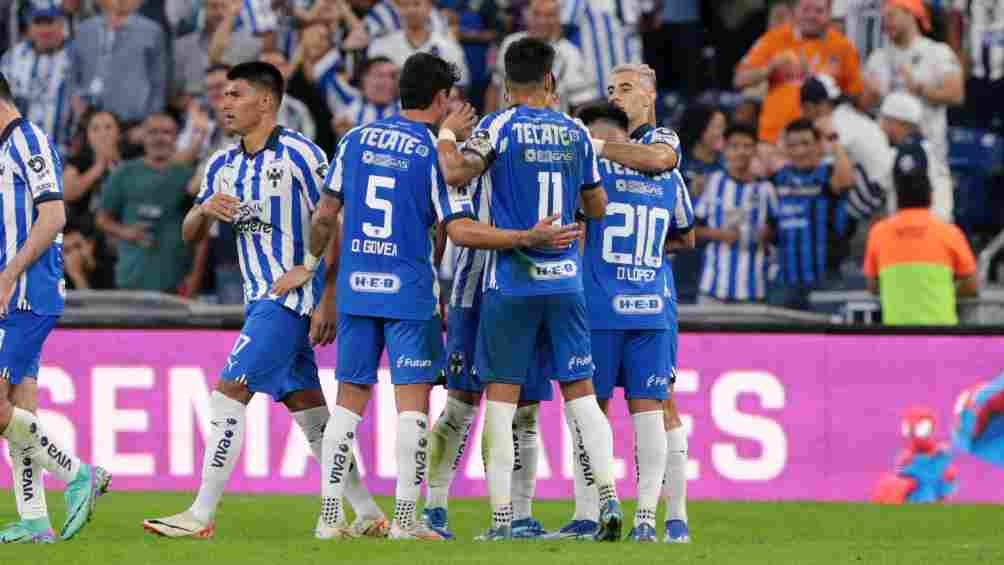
[1,0,1000,321]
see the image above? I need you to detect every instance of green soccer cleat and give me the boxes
[0,518,57,544]
[60,464,111,541]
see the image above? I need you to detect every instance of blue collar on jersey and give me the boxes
[239,125,283,156]
[630,123,654,141]
[0,117,25,147]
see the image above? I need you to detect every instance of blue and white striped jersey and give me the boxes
[465,106,602,297]
[238,0,278,34]
[0,118,65,315]
[313,50,354,115]
[336,93,400,129]
[324,115,474,320]
[695,169,776,302]
[584,156,692,330]
[0,43,73,151]
[449,174,490,309]
[364,0,448,39]
[196,126,328,315]
[562,0,642,100]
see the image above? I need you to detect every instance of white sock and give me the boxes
[565,396,618,506]
[292,406,382,520]
[2,407,80,483]
[664,426,688,523]
[483,400,516,529]
[320,406,361,527]
[632,411,666,528]
[394,411,428,530]
[565,408,598,522]
[512,404,539,521]
[190,392,246,523]
[9,441,48,521]
[426,397,477,510]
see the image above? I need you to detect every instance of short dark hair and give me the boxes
[399,53,460,111]
[505,37,555,86]
[227,62,284,106]
[0,72,13,104]
[725,122,758,144]
[784,117,819,140]
[576,102,629,131]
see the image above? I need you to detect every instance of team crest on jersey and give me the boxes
[264,164,284,189]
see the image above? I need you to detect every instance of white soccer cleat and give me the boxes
[351,515,390,538]
[388,521,445,540]
[314,516,354,540]
[143,511,215,539]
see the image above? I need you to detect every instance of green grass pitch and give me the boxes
[2,492,1001,564]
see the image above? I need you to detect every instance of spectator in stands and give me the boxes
[864,126,979,325]
[63,225,115,289]
[566,0,644,102]
[174,63,233,166]
[64,109,122,236]
[445,0,500,111]
[766,118,855,310]
[863,0,963,222]
[0,3,73,150]
[287,22,343,152]
[364,0,448,39]
[644,0,698,100]
[71,0,168,136]
[172,0,261,108]
[677,103,726,197]
[878,91,946,210]
[367,0,470,89]
[485,0,596,113]
[96,113,197,293]
[735,0,864,144]
[695,123,778,305]
[332,55,399,136]
[832,0,885,61]
[260,49,317,139]
[948,0,1004,132]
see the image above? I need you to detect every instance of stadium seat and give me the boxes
[948,127,1004,234]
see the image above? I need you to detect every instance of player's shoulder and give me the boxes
[279,127,326,160]
[8,119,59,159]
[477,106,520,131]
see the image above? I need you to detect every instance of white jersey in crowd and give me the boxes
[956,0,1004,81]
[493,32,598,113]
[832,0,885,60]
[367,31,471,87]
[0,42,73,151]
[364,0,449,39]
[196,126,328,315]
[865,35,963,164]
[832,101,894,192]
[561,0,642,100]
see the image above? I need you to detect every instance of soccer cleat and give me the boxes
[542,519,599,540]
[594,500,623,542]
[0,518,57,544]
[422,507,454,540]
[664,520,690,544]
[511,517,548,539]
[61,464,111,540]
[628,523,658,543]
[474,525,512,541]
[314,515,353,540]
[388,521,445,540]
[350,515,391,538]
[143,511,216,539]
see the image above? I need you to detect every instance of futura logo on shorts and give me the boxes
[396,355,433,369]
[567,355,593,371]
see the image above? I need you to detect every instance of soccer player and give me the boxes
[436,37,622,541]
[142,61,387,540]
[0,72,110,544]
[575,101,694,542]
[272,52,579,540]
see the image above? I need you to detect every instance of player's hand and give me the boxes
[202,193,241,223]
[0,272,16,318]
[271,265,314,296]
[309,297,337,346]
[441,103,477,141]
[524,214,582,250]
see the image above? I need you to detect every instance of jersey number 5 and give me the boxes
[363,175,396,239]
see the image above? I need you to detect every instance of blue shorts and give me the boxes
[475,291,592,386]
[0,311,59,385]
[221,300,319,401]
[446,305,553,402]
[591,329,673,401]
[338,313,444,386]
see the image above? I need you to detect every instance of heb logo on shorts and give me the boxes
[349,272,401,294]
[396,355,433,369]
[613,294,664,315]
[567,355,593,371]
[530,259,577,280]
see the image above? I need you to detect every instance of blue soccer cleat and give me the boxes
[511,517,548,539]
[422,507,454,540]
[475,525,512,541]
[628,523,658,543]
[60,464,111,540]
[542,519,599,540]
[0,518,56,544]
[664,520,690,544]
[594,500,623,542]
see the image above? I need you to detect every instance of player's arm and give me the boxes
[695,226,738,244]
[580,185,608,219]
[182,153,239,243]
[595,136,679,173]
[665,171,697,252]
[446,214,580,250]
[309,211,342,346]
[437,104,487,187]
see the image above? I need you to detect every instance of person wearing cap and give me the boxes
[801,73,893,221]
[865,91,979,325]
[0,1,73,151]
[863,0,963,222]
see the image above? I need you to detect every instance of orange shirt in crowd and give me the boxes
[737,23,864,144]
